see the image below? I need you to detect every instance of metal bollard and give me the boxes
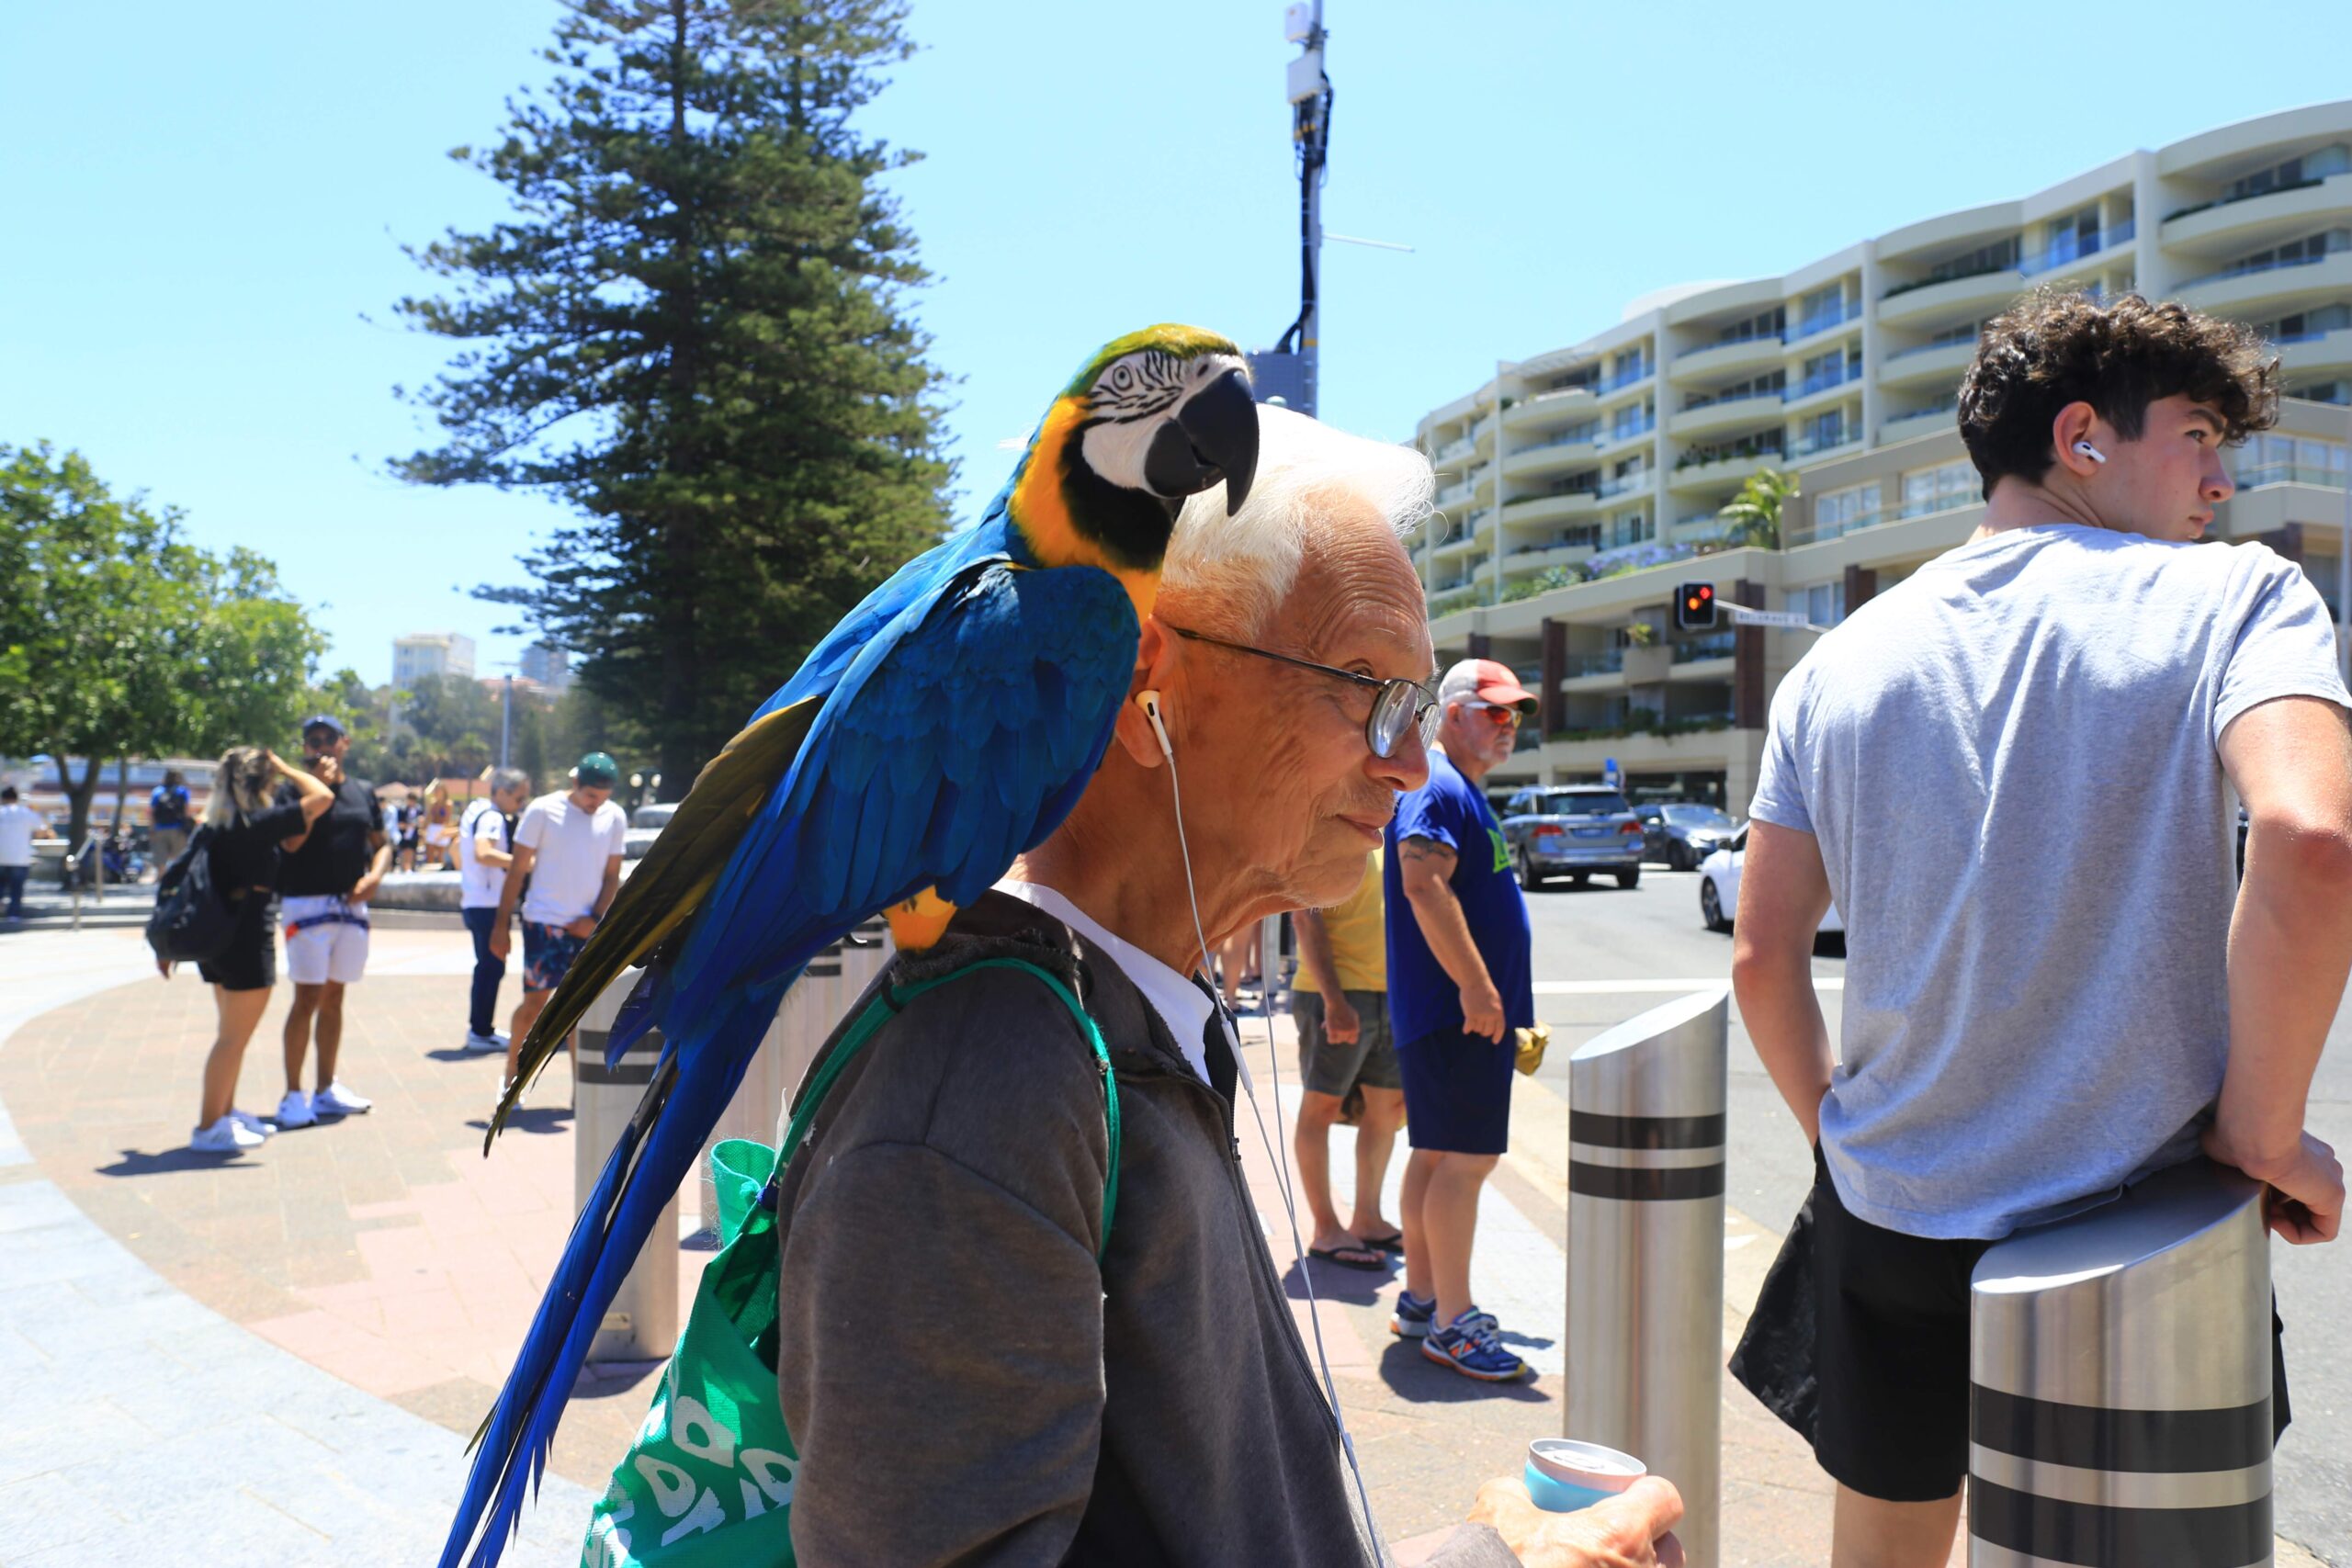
[573,971,680,1363]
[691,920,892,1229]
[1566,989,1726,1568]
[1969,1157,2273,1568]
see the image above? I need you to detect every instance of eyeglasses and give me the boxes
[1165,625,1441,760]
[1464,702,1526,729]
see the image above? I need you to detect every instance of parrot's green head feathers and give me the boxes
[1011,324,1261,589]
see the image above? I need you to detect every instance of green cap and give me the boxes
[575,751,620,787]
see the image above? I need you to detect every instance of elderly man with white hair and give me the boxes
[771,408,1684,1567]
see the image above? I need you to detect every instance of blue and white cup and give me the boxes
[1524,1438,1645,1514]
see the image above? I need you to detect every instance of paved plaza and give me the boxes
[0,909,2328,1565]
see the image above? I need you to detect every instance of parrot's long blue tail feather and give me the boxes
[440,975,805,1568]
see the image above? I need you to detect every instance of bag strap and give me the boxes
[778,955,1122,1261]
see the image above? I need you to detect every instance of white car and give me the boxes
[1698,825,1843,935]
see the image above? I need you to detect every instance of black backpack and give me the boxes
[145,826,237,964]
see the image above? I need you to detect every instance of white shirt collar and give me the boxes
[992,879,1217,1083]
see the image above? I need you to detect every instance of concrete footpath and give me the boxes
[0,924,2326,1564]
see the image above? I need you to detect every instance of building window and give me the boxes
[2254,304,2352,343]
[1902,458,1979,516]
[1784,581,1847,627]
[1812,482,1882,541]
[1926,235,2020,285]
[2224,144,2352,204]
[1714,306,1786,345]
[2236,434,2348,489]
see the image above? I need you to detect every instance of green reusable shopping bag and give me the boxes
[580,958,1120,1568]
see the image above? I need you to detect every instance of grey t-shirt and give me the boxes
[1751,524,2351,1239]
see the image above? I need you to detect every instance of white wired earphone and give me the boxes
[1135,689,1391,1565]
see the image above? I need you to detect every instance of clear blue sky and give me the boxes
[6,2,2349,686]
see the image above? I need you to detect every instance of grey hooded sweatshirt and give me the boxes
[775,890,1518,1565]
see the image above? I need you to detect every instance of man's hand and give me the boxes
[1323,991,1362,1044]
[312,754,345,787]
[565,916,597,939]
[2205,1124,2344,1245]
[1460,975,1507,1043]
[488,920,511,961]
[1469,1475,1684,1568]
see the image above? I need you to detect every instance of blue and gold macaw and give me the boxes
[441,323,1259,1567]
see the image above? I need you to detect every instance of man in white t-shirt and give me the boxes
[0,786,57,924]
[458,768,532,1052]
[488,752,628,1088]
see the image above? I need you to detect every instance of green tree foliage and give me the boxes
[1717,466,1799,550]
[306,670,651,797]
[392,0,953,790]
[0,444,324,847]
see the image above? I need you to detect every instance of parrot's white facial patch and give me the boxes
[1080,351,1249,496]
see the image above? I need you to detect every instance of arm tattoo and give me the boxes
[1397,834,1456,870]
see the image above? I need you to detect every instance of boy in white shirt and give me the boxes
[458,768,532,1051]
[488,753,628,1089]
[0,786,56,923]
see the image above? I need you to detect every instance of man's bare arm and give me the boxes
[2214,694,2352,1242]
[1294,908,1346,997]
[1396,835,1506,1040]
[1730,820,1837,1146]
[594,853,623,920]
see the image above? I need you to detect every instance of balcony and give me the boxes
[2236,460,2348,491]
[1670,435,1784,491]
[1500,488,1600,526]
[1594,414,1658,451]
[1600,361,1656,395]
[2176,247,2352,314]
[1671,630,1738,665]
[1881,400,1958,443]
[1434,437,1474,466]
[2017,220,2133,280]
[1671,334,1784,381]
[1782,362,1858,408]
[1506,383,1600,430]
[1787,426,1863,462]
[1669,386,1786,440]
[1783,487,1982,549]
[1786,299,1861,343]
[1878,263,2030,329]
[1595,471,1652,501]
[1562,649,1626,680]
[1880,337,1976,389]
[2279,327,2352,377]
[2164,172,2352,252]
[1435,482,1474,510]
[1506,435,1602,480]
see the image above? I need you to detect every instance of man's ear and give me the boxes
[2052,400,2104,479]
[1112,618,1180,770]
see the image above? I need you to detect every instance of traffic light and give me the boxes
[1675,581,1717,630]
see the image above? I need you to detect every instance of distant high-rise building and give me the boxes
[391,632,478,690]
[519,642,573,695]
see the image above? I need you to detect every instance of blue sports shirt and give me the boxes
[1383,749,1535,1047]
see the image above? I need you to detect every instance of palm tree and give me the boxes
[1717,467,1799,549]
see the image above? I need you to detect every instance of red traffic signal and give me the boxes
[1675,581,1717,630]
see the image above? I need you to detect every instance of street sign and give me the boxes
[1725,606,1813,629]
[1603,758,1622,788]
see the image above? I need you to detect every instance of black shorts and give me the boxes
[198,913,277,993]
[1395,1024,1515,1155]
[1731,1148,2291,1503]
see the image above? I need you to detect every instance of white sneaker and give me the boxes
[462,1031,508,1053]
[190,1116,266,1154]
[313,1081,373,1117]
[230,1109,276,1138]
[274,1089,317,1128]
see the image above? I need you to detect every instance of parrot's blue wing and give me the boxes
[672,558,1138,1023]
[441,557,1138,1568]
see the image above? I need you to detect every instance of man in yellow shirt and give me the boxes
[1293,847,1406,1269]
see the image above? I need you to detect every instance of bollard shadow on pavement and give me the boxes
[464,1105,575,1136]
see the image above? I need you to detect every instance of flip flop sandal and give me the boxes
[1308,1243,1390,1271]
[1357,1231,1405,1253]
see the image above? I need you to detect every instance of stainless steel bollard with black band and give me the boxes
[1969,1157,2275,1568]
[1566,988,1728,1568]
[700,919,892,1225]
[574,970,681,1364]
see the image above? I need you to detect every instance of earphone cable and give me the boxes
[1158,736,1389,1567]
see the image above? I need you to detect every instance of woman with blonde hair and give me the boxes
[422,781,458,870]
[160,747,333,1153]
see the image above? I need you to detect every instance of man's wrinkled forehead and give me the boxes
[1283,511,1434,672]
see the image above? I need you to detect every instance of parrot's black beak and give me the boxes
[1147,367,1261,516]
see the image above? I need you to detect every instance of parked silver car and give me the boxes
[1636,802,1736,871]
[1498,785,1645,890]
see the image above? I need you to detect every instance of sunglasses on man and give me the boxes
[1164,625,1442,760]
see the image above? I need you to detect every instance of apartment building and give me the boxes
[390,631,478,690]
[1413,101,2352,809]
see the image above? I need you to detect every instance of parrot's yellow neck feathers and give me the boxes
[1009,396,1160,623]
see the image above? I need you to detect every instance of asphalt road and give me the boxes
[1521,867,2352,1564]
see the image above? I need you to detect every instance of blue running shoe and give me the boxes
[1423,1308,1529,1382]
[1390,1290,1435,1339]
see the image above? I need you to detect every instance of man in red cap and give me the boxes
[1385,657,1540,1381]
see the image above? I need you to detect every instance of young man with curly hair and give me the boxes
[1731,289,2352,1567]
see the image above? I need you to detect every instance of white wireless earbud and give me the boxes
[2074,440,2109,465]
[1136,689,1173,758]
